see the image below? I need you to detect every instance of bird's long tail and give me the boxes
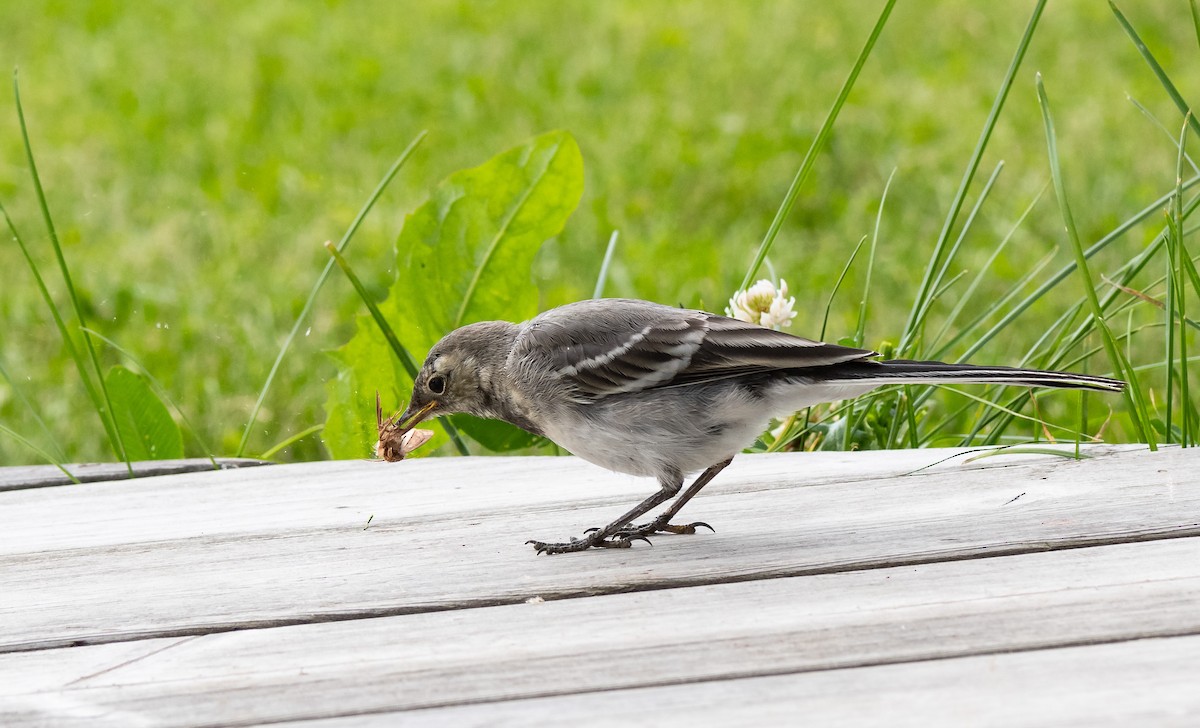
[816,359,1125,392]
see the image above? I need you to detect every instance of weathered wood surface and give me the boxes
[2,444,1194,653]
[1,536,1197,726]
[0,458,270,492]
[0,444,1197,726]
[308,635,1200,728]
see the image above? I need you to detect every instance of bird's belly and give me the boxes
[543,421,667,477]
[540,389,772,479]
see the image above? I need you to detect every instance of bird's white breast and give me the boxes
[539,385,772,480]
[538,378,881,482]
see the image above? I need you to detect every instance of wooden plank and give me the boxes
[0,458,270,492]
[2,446,1077,552]
[305,636,1200,727]
[0,445,1195,653]
[0,537,1197,726]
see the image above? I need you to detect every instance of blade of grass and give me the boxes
[959,175,1200,364]
[1100,272,1200,330]
[1,201,91,414]
[900,0,1047,354]
[323,241,469,456]
[1040,225,1179,364]
[911,396,987,447]
[0,339,67,462]
[969,283,1087,443]
[81,327,219,468]
[1172,117,1192,445]
[1165,141,1181,443]
[259,424,324,461]
[903,386,920,448]
[930,183,1047,354]
[883,386,905,450]
[1036,72,1155,447]
[927,270,969,311]
[975,233,1148,441]
[1022,307,1084,382]
[963,446,1089,464]
[1066,342,1200,377]
[740,0,896,289]
[785,172,892,454]
[13,70,130,471]
[1190,0,1200,51]
[1128,96,1200,175]
[933,247,1054,362]
[592,230,619,299]
[957,387,1094,443]
[324,243,419,378]
[1110,2,1200,140]
[969,382,1097,446]
[1078,366,1088,457]
[782,384,935,452]
[910,162,1005,335]
[1026,201,1197,388]
[854,168,893,348]
[819,236,866,340]
[0,422,79,483]
[777,232,861,450]
[1126,308,1135,387]
[795,232,866,452]
[791,227,876,451]
[978,308,1173,445]
[840,169,895,450]
[913,245,1057,432]
[238,131,427,456]
[1177,224,1200,301]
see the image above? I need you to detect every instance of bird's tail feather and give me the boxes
[812,359,1125,392]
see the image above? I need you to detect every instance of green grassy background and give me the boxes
[1,1,1195,463]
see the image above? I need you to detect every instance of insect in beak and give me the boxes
[374,391,435,462]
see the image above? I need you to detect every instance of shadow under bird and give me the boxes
[383,298,1126,555]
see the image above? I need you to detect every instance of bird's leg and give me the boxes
[617,457,733,538]
[527,475,683,555]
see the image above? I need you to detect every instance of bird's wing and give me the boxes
[515,299,875,400]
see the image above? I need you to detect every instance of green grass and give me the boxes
[2,1,1198,463]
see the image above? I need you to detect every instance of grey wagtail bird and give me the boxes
[385,298,1125,555]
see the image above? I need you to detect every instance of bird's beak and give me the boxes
[376,394,439,462]
[395,399,438,435]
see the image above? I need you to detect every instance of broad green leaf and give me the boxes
[323,131,584,458]
[105,365,183,460]
[322,314,423,460]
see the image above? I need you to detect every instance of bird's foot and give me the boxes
[616,518,714,539]
[527,531,652,555]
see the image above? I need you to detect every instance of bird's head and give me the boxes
[385,321,518,449]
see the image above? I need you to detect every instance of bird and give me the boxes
[385,298,1125,555]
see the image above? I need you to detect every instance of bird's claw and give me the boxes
[526,532,652,555]
[616,520,715,538]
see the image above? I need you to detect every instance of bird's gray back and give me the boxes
[509,298,875,401]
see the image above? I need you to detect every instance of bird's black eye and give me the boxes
[428,375,446,395]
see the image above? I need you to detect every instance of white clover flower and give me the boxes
[726,278,796,330]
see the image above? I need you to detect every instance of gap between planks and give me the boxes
[287,635,1200,728]
[0,458,270,492]
[246,634,1200,728]
[2,537,1197,726]
[4,522,1199,656]
[1,445,1196,655]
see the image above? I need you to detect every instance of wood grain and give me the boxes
[1,445,1194,653]
[303,636,1200,728]
[1,537,1196,727]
